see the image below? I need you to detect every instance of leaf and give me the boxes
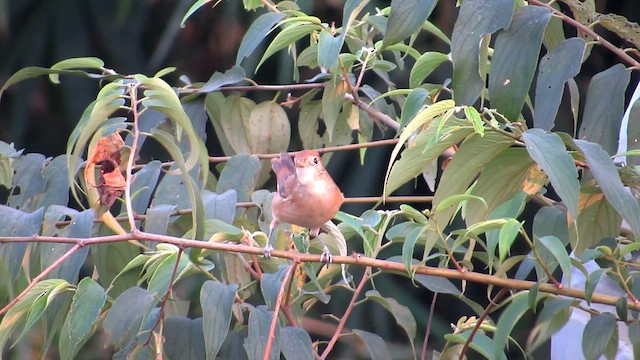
[199,66,245,93]
[163,317,206,360]
[321,77,346,142]
[402,226,424,276]
[317,30,343,69]
[352,329,393,360]
[569,191,621,255]
[200,281,237,360]
[181,0,213,27]
[399,88,429,130]
[433,131,515,229]
[257,22,321,71]
[237,12,286,66]
[365,290,417,347]
[465,148,534,225]
[409,51,449,88]
[582,314,616,360]
[49,57,105,84]
[451,0,514,105]
[527,297,574,352]
[103,287,158,346]
[536,235,571,284]
[578,64,631,155]
[261,265,288,311]
[498,218,521,262]
[413,274,461,296]
[383,0,436,48]
[534,37,586,130]
[280,327,314,360]
[523,129,579,220]
[59,279,107,360]
[247,101,291,154]
[575,140,640,237]
[489,5,552,121]
[243,306,280,360]
[216,154,261,203]
[493,291,530,360]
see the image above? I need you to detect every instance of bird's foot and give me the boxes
[263,244,273,260]
[320,245,333,265]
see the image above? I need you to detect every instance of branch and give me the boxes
[528,0,640,68]
[264,263,296,360]
[1,231,637,312]
[320,267,371,359]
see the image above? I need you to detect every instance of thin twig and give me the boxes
[528,0,640,68]
[264,263,297,360]
[1,232,638,312]
[0,243,82,316]
[459,288,509,360]
[421,292,438,360]
[320,267,371,359]
[125,84,141,231]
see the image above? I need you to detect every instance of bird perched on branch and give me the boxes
[265,150,344,263]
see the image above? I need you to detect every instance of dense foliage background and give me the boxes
[0,0,640,359]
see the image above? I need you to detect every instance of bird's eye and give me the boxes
[313,157,319,165]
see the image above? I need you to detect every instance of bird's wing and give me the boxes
[271,153,297,199]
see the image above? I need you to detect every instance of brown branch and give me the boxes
[528,0,640,68]
[320,267,371,359]
[0,243,82,316]
[1,231,637,312]
[264,263,296,360]
[459,287,509,360]
[208,138,399,163]
[420,292,438,360]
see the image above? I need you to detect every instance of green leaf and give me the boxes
[466,148,534,225]
[402,226,424,276]
[527,297,574,352]
[317,30,343,69]
[216,154,261,204]
[464,106,484,136]
[537,234,571,281]
[630,322,640,359]
[569,191,621,255]
[523,129,579,220]
[578,64,631,155]
[433,131,515,229]
[103,287,158,346]
[280,327,314,360]
[451,0,514,105]
[585,268,606,306]
[582,314,616,360]
[575,140,640,237]
[59,278,107,360]
[257,22,321,71]
[534,37,586,130]
[321,77,346,142]
[489,5,552,120]
[399,88,429,130]
[365,290,417,347]
[247,101,291,154]
[181,0,213,27]
[201,281,238,360]
[0,279,69,353]
[236,12,286,66]
[383,0,436,48]
[493,291,530,360]
[164,317,206,360]
[409,51,449,88]
[352,329,393,360]
[199,66,245,93]
[261,266,288,311]
[49,57,105,84]
[147,251,191,296]
[243,306,280,360]
[413,274,461,296]
[498,218,521,262]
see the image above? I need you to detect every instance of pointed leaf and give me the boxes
[243,306,280,360]
[383,0,436,48]
[536,235,571,284]
[451,0,514,105]
[199,66,245,93]
[365,290,417,346]
[237,12,286,66]
[59,279,107,360]
[280,327,314,360]
[575,140,640,237]
[409,51,449,88]
[493,292,530,360]
[103,287,158,346]
[257,23,321,71]
[582,314,616,360]
[578,64,631,155]
[523,129,579,220]
[534,37,586,130]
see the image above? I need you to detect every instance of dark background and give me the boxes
[0,0,638,358]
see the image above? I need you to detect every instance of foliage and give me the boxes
[1,0,640,359]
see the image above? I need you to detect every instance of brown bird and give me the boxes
[265,150,344,262]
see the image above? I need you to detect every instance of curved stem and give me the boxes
[264,263,296,360]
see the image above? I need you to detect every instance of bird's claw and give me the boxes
[320,245,333,265]
[263,244,273,260]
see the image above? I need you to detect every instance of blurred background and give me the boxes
[0,0,638,358]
